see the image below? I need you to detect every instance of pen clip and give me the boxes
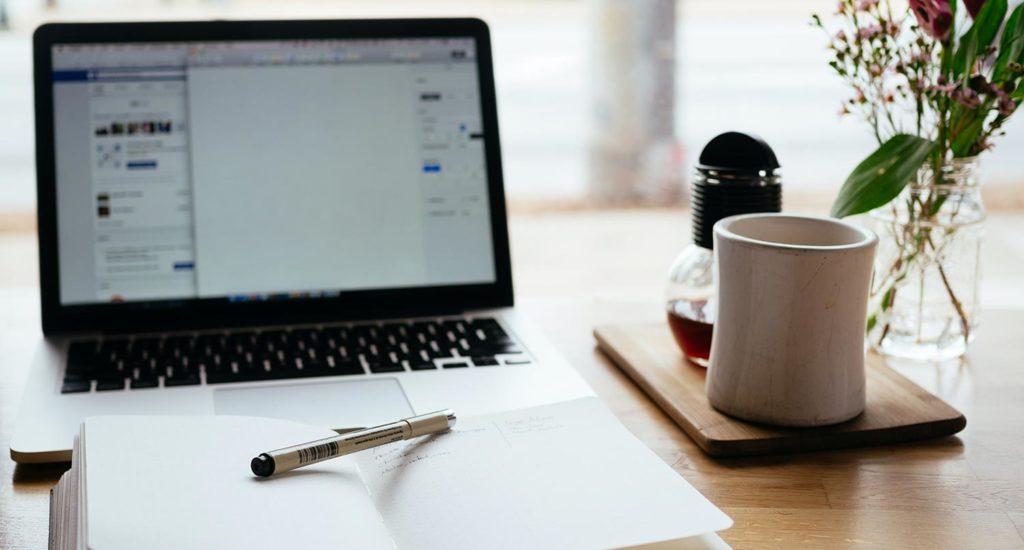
[332,427,367,435]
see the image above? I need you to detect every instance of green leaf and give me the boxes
[881,286,894,311]
[954,0,1008,77]
[951,113,987,156]
[994,3,1024,80]
[830,134,936,218]
[929,195,949,217]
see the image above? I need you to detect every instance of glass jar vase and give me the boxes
[867,157,985,361]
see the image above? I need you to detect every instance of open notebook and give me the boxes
[49,397,731,549]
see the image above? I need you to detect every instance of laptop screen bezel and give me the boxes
[34,19,513,335]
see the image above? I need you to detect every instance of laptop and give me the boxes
[12,19,593,464]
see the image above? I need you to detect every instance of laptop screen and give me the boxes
[50,38,495,306]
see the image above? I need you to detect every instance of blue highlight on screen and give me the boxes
[52,70,90,82]
[422,163,441,173]
[52,68,186,83]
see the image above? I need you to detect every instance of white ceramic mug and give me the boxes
[707,213,878,427]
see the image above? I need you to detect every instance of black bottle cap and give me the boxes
[697,132,780,173]
[692,132,782,249]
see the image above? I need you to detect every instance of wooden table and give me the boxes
[3,210,1024,549]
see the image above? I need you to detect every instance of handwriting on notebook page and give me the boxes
[500,414,562,435]
[368,427,486,478]
[366,413,570,480]
[352,398,733,550]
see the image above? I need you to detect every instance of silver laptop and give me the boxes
[12,19,592,463]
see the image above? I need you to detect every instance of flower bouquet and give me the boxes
[813,0,1024,360]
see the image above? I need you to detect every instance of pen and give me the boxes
[250,409,457,477]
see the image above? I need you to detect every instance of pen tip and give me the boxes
[251,454,275,477]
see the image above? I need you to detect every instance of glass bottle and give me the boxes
[867,157,985,361]
[666,132,782,366]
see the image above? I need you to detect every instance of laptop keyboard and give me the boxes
[60,317,530,394]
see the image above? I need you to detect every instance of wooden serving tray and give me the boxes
[594,323,966,457]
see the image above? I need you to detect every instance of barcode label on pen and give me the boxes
[297,441,339,465]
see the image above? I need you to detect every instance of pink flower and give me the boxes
[857,0,879,10]
[953,87,981,109]
[964,0,986,19]
[910,0,953,41]
[930,76,957,95]
[858,24,884,39]
[995,89,1016,116]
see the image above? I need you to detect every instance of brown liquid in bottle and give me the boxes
[666,299,714,367]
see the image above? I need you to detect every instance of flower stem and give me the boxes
[936,261,971,342]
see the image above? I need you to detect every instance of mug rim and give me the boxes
[714,213,878,252]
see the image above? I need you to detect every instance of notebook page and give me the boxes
[47,434,78,550]
[83,416,394,550]
[355,397,732,550]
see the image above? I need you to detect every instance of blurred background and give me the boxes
[0,0,1022,225]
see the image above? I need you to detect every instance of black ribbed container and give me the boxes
[691,132,782,249]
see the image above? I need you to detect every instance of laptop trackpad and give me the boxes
[212,378,413,430]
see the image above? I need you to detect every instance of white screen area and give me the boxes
[51,39,496,305]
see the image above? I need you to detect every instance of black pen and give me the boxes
[251,409,456,477]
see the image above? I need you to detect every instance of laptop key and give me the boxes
[296,362,338,379]
[61,371,93,382]
[98,338,130,359]
[259,366,305,381]
[472,356,500,366]
[205,369,256,384]
[64,362,97,375]
[94,363,128,384]
[96,378,126,391]
[164,373,200,387]
[367,360,404,373]
[327,358,365,376]
[132,336,162,358]
[195,334,225,353]
[369,365,405,374]
[130,378,159,389]
[61,380,92,394]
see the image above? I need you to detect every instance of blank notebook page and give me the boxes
[83,416,394,550]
